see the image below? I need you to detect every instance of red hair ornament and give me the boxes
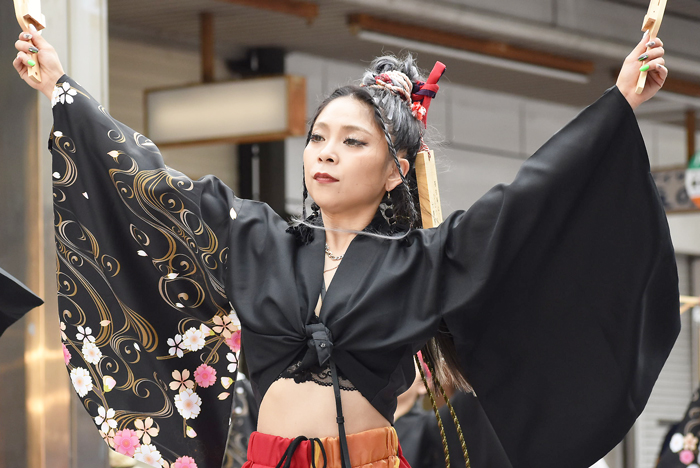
[411,61,446,128]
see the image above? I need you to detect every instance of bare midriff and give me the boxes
[257,378,391,438]
[256,244,391,438]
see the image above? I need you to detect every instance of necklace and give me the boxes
[324,243,344,261]
[324,265,340,274]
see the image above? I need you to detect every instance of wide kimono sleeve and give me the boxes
[50,75,243,468]
[436,86,681,468]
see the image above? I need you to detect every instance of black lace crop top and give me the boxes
[274,283,358,391]
[275,351,358,391]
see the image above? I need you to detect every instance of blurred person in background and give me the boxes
[656,387,700,468]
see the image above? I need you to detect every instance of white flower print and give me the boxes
[81,341,103,365]
[174,389,202,420]
[169,369,195,393]
[76,325,95,343]
[94,406,117,433]
[670,433,685,453]
[134,444,163,467]
[226,352,238,373]
[167,334,185,358]
[51,82,78,108]
[70,367,94,397]
[134,417,159,445]
[60,321,67,341]
[182,327,205,352]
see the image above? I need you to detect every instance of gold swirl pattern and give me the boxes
[51,132,78,187]
[108,163,228,316]
[134,132,160,154]
[51,77,238,467]
[130,224,151,247]
[53,188,67,203]
[99,105,126,144]
[101,255,121,277]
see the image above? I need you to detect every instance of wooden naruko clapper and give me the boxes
[637,0,668,94]
[13,0,46,83]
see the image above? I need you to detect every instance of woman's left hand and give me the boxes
[616,32,668,110]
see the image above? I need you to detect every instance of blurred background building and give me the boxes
[1,0,700,467]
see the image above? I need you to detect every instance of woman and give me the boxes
[11,26,679,468]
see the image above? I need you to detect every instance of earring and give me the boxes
[311,202,320,220]
[380,191,396,227]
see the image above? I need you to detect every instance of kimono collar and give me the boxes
[286,206,397,245]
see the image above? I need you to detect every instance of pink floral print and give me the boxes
[62,343,71,365]
[113,429,140,457]
[173,456,198,468]
[194,364,216,388]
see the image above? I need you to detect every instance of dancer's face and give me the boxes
[303,96,407,218]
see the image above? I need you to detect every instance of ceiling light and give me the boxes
[145,76,306,147]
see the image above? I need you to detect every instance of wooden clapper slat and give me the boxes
[416,149,443,228]
[13,0,46,83]
[636,0,668,94]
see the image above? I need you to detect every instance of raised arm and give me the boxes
[13,30,242,468]
[431,35,677,468]
[13,26,65,99]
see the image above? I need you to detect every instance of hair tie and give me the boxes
[369,71,413,103]
[362,61,446,127]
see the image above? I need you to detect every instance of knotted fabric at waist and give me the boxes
[299,323,334,369]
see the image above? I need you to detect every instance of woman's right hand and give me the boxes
[13,26,65,101]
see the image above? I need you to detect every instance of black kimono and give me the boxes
[29,75,680,468]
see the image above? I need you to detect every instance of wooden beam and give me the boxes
[663,76,700,98]
[218,0,318,23]
[612,68,700,99]
[688,109,696,163]
[200,12,215,83]
[348,13,594,75]
[287,76,307,137]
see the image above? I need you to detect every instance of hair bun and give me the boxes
[361,54,424,88]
